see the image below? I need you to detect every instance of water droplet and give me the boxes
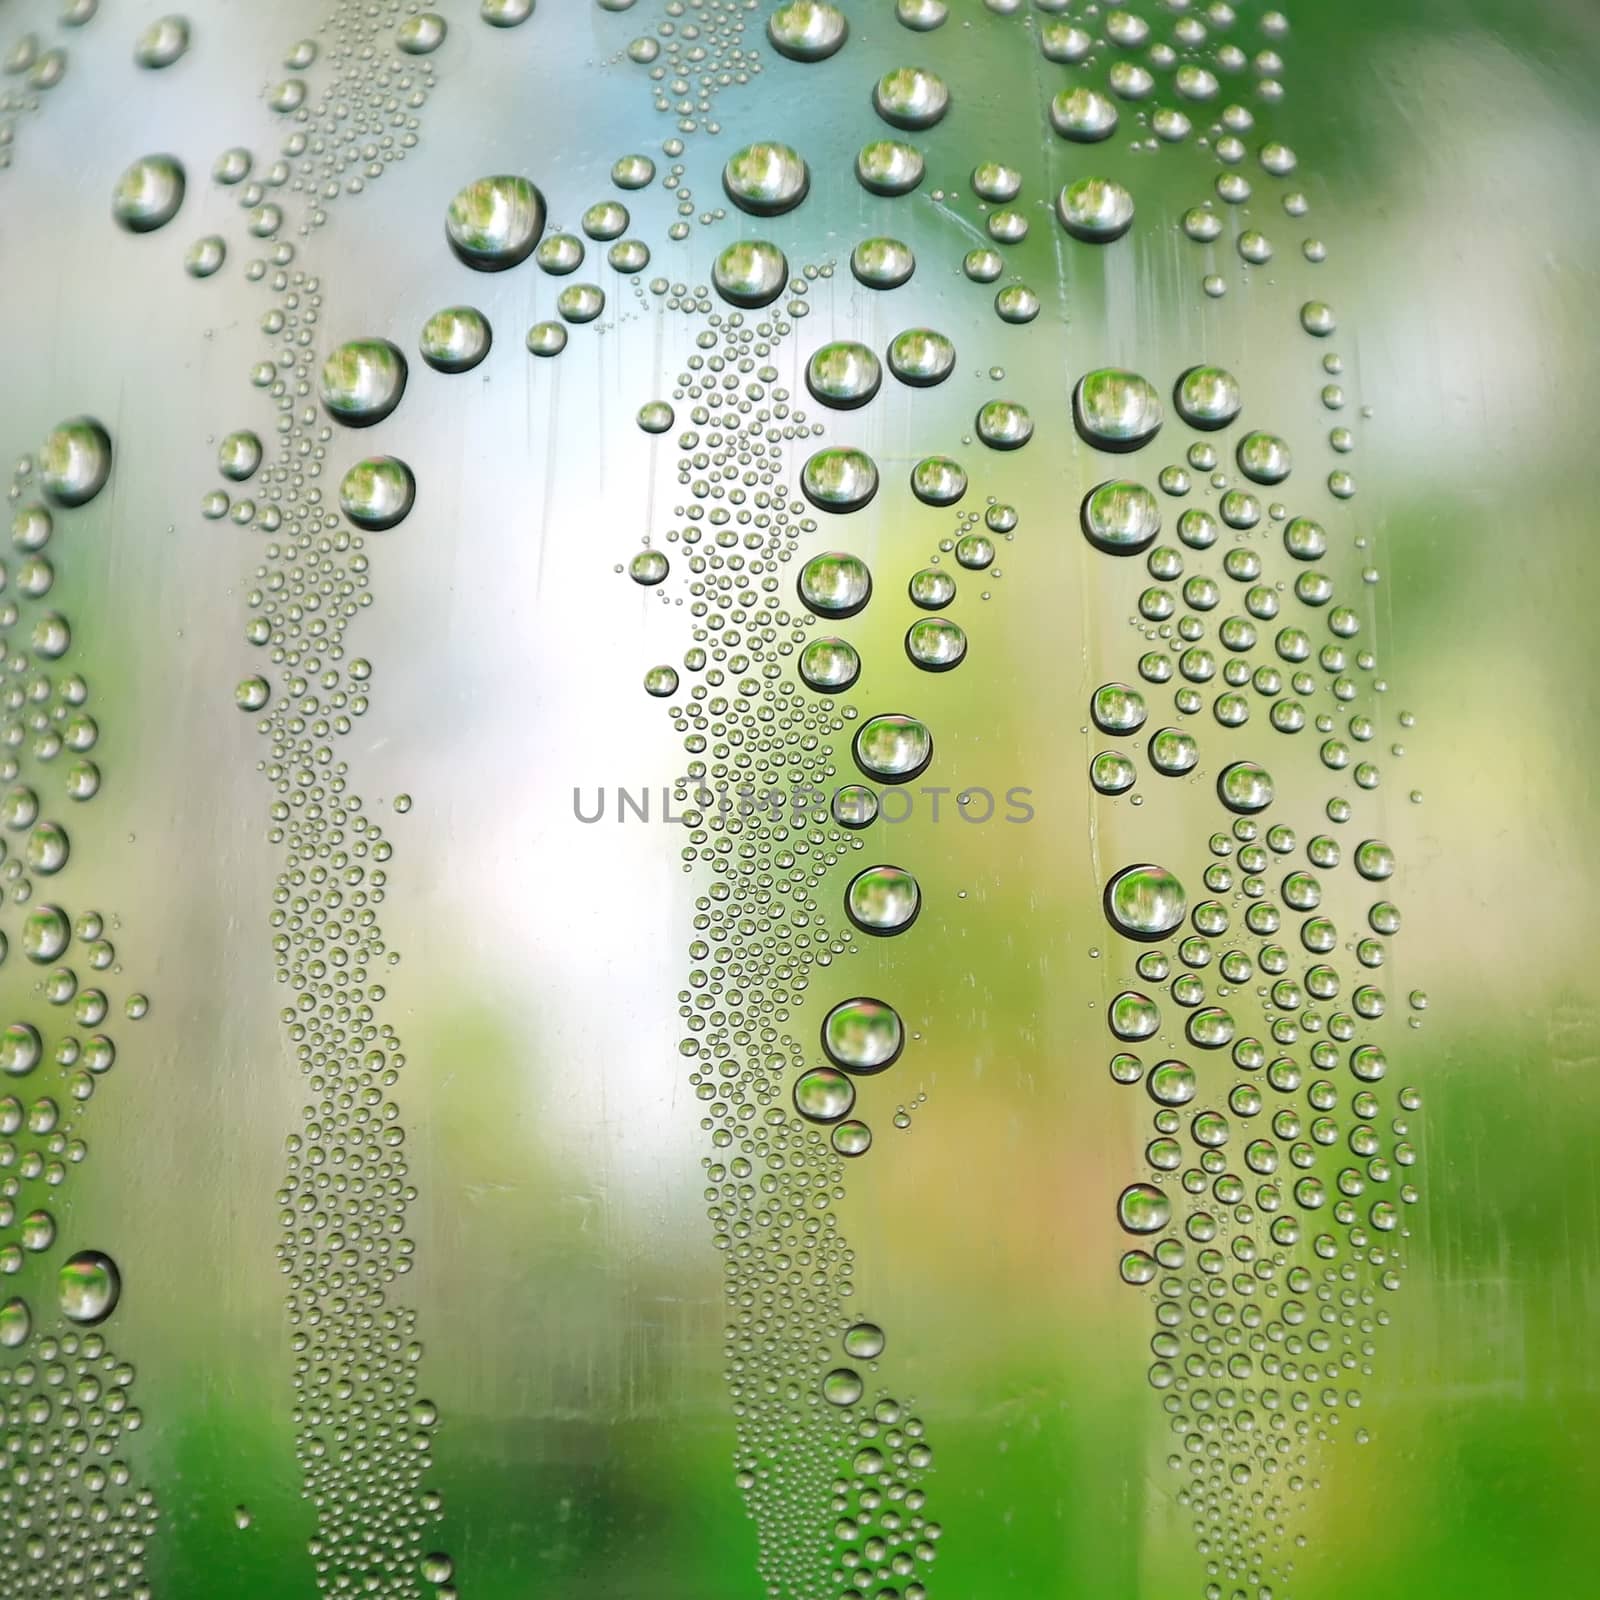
[637,401,674,434]
[896,0,948,29]
[1173,365,1242,431]
[134,15,189,70]
[320,340,407,427]
[339,457,415,531]
[1237,431,1292,485]
[213,146,251,185]
[846,866,921,935]
[398,13,447,54]
[58,1249,120,1324]
[887,327,955,388]
[794,1066,855,1122]
[905,618,966,672]
[1092,682,1148,734]
[855,139,924,196]
[854,714,932,784]
[911,455,967,507]
[218,430,262,482]
[557,283,605,324]
[0,1297,29,1348]
[536,232,585,274]
[909,568,955,609]
[723,142,809,216]
[798,551,872,618]
[767,1,848,61]
[480,0,534,26]
[1075,368,1163,452]
[629,550,669,587]
[643,665,678,697]
[419,306,492,373]
[1082,479,1160,555]
[850,236,915,290]
[1118,1183,1172,1234]
[831,785,879,829]
[1050,87,1118,141]
[1301,300,1337,337]
[873,66,949,130]
[844,1321,885,1359]
[832,1120,873,1157]
[975,399,1033,450]
[113,154,185,233]
[1218,761,1275,813]
[822,1367,864,1405]
[1105,864,1187,940]
[800,447,878,513]
[1057,176,1134,242]
[822,998,903,1074]
[1091,752,1136,795]
[0,1023,41,1077]
[185,234,226,278]
[799,637,861,693]
[805,343,882,410]
[712,239,788,308]
[611,153,655,189]
[526,321,568,357]
[40,417,111,507]
[445,175,545,271]
[235,675,270,712]
[971,162,1020,202]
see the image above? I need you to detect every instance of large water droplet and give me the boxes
[855,140,924,196]
[1057,176,1134,242]
[910,455,967,506]
[1218,761,1275,813]
[420,306,492,373]
[1104,864,1187,940]
[481,0,534,26]
[723,141,809,215]
[887,328,955,388]
[445,175,545,271]
[112,154,185,233]
[873,66,949,129]
[1074,369,1163,451]
[320,340,408,427]
[805,343,882,410]
[801,447,878,513]
[40,418,112,508]
[822,998,904,1074]
[846,866,921,935]
[798,551,872,617]
[1174,365,1242,431]
[798,637,861,693]
[712,239,788,308]
[1081,479,1160,555]
[58,1249,120,1324]
[767,0,847,60]
[398,12,447,52]
[853,714,932,784]
[339,457,416,531]
[850,236,915,290]
[134,15,190,69]
[905,617,966,671]
[1117,1183,1172,1234]
[1050,86,1118,141]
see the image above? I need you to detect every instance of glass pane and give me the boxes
[0,2,1592,1597]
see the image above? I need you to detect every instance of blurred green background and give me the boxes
[0,0,1595,1596]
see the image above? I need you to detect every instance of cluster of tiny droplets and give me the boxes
[0,0,88,173]
[219,6,447,1597]
[0,1330,159,1599]
[0,416,159,1597]
[621,0,761,140]
[632,276,946,1600]
[1042,9,1428,1600]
